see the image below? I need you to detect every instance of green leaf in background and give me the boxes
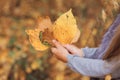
[7,36,16,48]
[8,51,15,57]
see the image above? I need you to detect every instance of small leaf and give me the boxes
[8,36,16,47]
[25,16,52,51]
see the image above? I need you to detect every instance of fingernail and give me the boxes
[51,48,54,51]
[63,45,68,48]
[52,40,56,43]
[66,44,69,46]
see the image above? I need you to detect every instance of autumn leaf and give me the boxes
[25,29,49,51]
[105,74,112,80]
[31,60,40,70]
[25,16,53,51]
[53,9,80,44]
[102,9,107,22]
[42,28,54,46]
[36,16,52,31]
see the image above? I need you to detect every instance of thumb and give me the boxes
[52,40,62,48]
[51,48,58,54]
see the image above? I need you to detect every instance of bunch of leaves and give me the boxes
[26,9,80,51]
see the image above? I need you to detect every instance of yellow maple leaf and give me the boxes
[53,9,80,44]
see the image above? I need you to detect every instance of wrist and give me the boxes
[78,49,84,57]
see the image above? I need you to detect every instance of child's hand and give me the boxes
[51,40,69,63]
[64,44,84,57]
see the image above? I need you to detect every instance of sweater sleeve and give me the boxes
[81,47,98,58]
[67,54,112,78]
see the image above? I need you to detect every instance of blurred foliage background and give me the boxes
[0,0,120,80]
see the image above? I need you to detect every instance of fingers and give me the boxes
[52,40,62,48]
[51,47,59,57]
[64,44,78,54]
[51,47,60,59]
[51,48,58,54]
[51,47,68,63]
